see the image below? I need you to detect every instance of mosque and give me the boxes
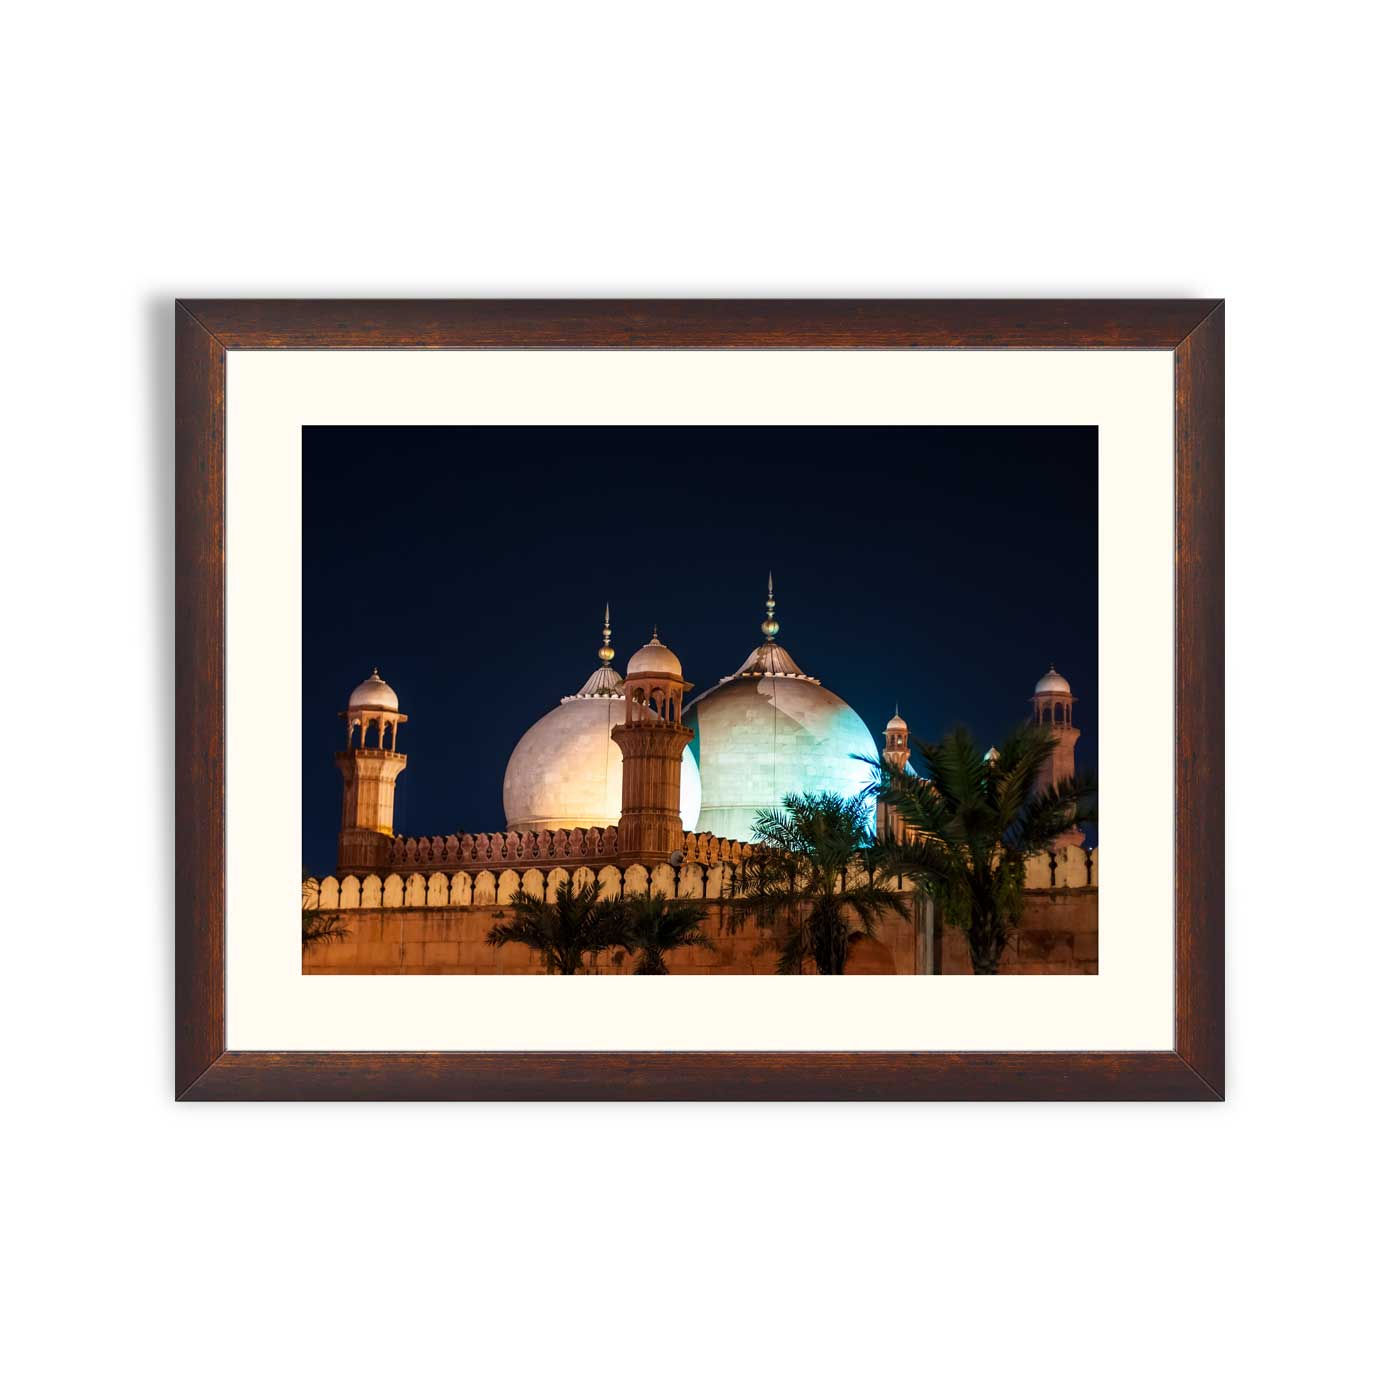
[500,579,878,848]
[309,579,1096,975]
[329,576,1083,874]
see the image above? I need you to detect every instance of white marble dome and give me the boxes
[626,633,684,678]
[1035,666,1072,696]
[503,688,701,834]
[685,614,876,843]
[348,667,399,710]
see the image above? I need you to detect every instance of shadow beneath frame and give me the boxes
[147,295,177,1097]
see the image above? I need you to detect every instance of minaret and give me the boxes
[611,629,694,860]
[877,707,910,841]
[335,667,408,874]
[1029,665,1083,848]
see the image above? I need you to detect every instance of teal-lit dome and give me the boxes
[684,581,876,843]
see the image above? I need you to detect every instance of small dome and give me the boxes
[348,667,399,710]
[626,631,683,679]
[886,710,908,732]
[1035,666,1072,696]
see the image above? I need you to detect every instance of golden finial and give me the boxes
[597,603,615,665]
[761,570,780,639]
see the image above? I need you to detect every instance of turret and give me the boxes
[1030,665,1083,848]
[335,667,408,873]
[611,629,694,860]
[877,707,910,841]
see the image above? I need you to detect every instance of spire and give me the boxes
[598,603,615,665]
[714,572,814,684]
[567,605,623,700]
[761,571,780,639]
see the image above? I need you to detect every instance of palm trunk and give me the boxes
[967,912,1004,975]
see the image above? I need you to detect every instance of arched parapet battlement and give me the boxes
[315,842,1054,910]
[376,825,752,876]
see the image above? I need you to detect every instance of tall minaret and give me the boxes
[877,707,910,841]
[335,667,408,874]
[1029,665,1083,847]
[611,629,694,860]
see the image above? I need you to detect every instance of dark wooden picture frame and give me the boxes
[176,299,1223,1101]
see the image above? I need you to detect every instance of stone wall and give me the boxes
[303,847,1099,975]
[307,844,1098,914]
[303,898,928,975]
[931,889,1099,975]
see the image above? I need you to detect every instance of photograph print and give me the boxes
[302,425,1098,976]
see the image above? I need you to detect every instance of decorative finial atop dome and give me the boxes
[761,571,780,639]
[717,574,814,683]
[597,603,615,665]
[569,607,624,700]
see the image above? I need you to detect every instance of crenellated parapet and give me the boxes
[381,826,756,874]
[307,844,1099,911]
[306,858,742,911]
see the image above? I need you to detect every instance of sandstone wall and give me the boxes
[303,868,1098,976]
[303,899,927,975]
[305,844,1098,914]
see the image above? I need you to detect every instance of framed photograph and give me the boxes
[176,299,1223,1100]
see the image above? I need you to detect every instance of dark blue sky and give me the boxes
[303,426,1097,871]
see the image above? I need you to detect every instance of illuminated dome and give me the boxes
[684,580,877,843]
[1035,666,1072,696]
[626,630,683,679]
[886,709,908,732]
[348,667,399,710]
[503,614,701,832]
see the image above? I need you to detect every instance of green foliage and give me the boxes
[301,870,349,949]
[616,893,715,974]
[729,790,909,974]
[866,725,1097,973]
[301,906,349,950]
[486,880,630,975]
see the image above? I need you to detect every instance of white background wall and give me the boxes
[4,4,1394,1398]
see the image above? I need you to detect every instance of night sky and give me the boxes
[302,426,1097,872]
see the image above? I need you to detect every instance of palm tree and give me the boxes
[302,869,348,950]
[728,791,909,974]
[302,907,348,950]
[618,894,715,974]
[867,725,1097,974]
[486,880,628,975]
